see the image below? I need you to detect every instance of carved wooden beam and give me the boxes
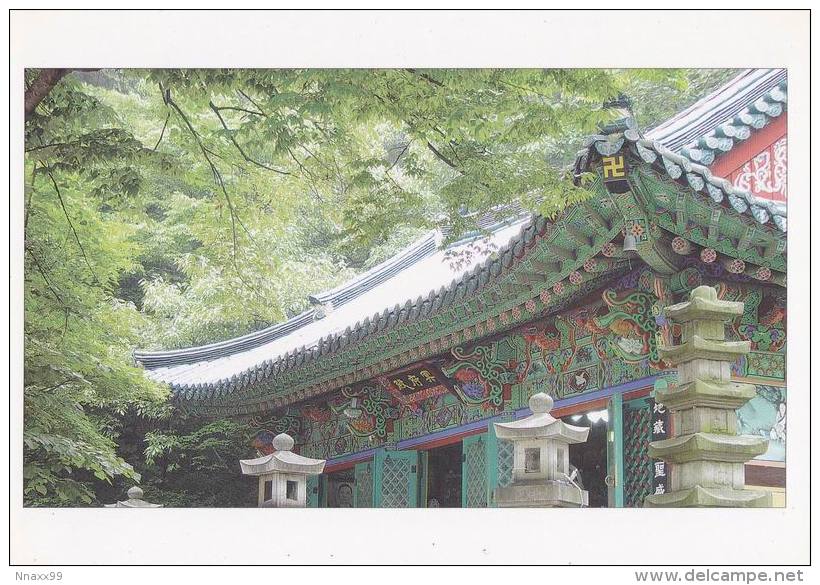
[528,258,562,273]
[707,209,722,245]
[582,203,612,234]
[564,223,595,247]
[545,243,577,262]
[675,194,688,233]
[517,271,550,284]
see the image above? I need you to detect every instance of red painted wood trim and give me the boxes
[623,387,652,402]
[745,461,785,488]
[416,427,485,451]
[552,397,609,418]
[710,114,787,178]
[324,456,369,473]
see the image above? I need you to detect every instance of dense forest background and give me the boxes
[22,68,738,507]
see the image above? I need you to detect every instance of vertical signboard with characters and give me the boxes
[649,380,671,498]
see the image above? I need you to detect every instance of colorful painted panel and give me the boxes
[278,267,785,464]
[729,137,787,202]
[737,386,786,462]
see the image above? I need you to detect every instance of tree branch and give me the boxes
[208,101,290,175]
[237,88,269,115]
[160,84,269,304]
[153,112,170,151]
[405,69,445,87]
[26,247,62,303]
[426,141,460,171]
[45,168,100,285]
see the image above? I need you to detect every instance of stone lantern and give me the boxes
[104,485,162,508]
[493,392,590,507]
[645,285,769,507]
[239,433,325,508]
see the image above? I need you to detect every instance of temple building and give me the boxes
[134,69,787,508]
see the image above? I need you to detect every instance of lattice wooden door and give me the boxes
[487,422,514,507]
[354,461,374,508]
[373,450,419,508]
[623,398,653,507]
[461,434,488,508]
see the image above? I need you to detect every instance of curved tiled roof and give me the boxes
[648,68,787,166]
[575,125,787,233]
[136,215,539,393]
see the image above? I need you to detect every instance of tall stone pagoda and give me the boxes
[645,285,770,507]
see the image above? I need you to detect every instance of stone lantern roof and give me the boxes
[239,433,325,476]
[494,393,589,444]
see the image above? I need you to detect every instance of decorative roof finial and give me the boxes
[600,92,637,134]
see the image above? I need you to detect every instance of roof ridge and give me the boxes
[309,231,439,309]
[135,216,531,369]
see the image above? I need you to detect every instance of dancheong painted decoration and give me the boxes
[135,69,788,508]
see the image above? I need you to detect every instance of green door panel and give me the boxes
[462,433,489,508]
[607,393,625,508]
[623,396,653,507]
[353,461,374,508]
[487,417,514,508]
[374,449,419,508]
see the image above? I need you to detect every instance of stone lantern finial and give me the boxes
[493,392,590,507]
[272,432,295,452]
[645,285,770,507]
[104,485,162,508]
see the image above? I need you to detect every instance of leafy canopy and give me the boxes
[22,67,735,505]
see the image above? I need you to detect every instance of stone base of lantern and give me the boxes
[645,485,770,508]
[495,480,588,508]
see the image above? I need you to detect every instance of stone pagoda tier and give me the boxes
[494,393,590,507]
[645,286,770,507]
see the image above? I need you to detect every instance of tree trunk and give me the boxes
[25,68,69,120]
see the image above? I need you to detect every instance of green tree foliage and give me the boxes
[23,67,734,506]
[94,410,257,507]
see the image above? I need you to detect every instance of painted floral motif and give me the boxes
[700,247,717,263]
[671,236,690,255]
[726,258,746,274]
[732,137,787,201]
[754,267,772,281]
